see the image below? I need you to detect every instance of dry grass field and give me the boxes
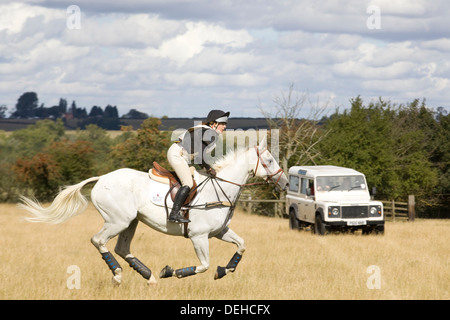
[0,203,449,300]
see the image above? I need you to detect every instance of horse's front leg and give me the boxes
[214,227,245,280]
[159,234,210,279]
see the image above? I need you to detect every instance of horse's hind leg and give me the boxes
[114,218,157,285]
[91,222,129,285]
[214,227,245,280]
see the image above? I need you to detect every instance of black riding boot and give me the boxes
[168,185,191,223]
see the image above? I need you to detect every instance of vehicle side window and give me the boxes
[288,175,299,193]
[300,178,314,195]
[300,178,307,194]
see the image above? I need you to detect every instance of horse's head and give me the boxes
[252,136,289,191]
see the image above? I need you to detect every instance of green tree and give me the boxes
[89,106,103,117]
[103,105,118,118]
[74,124,115,174]
[13,139,95,200]
[0,130,19,201]
[319,97,439,203]
[390,99,439,199]
[4,119,97,201]
[13,152,61,200]
[0,104,7,118]
[433,111,450,216]
[111,117,170,171]
[9,119,65,157]
[11,92,39,118]
[46,139,95,185]
[122,109,149,119]
[320,97,396,197]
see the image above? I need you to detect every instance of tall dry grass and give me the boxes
[0,203,448,300]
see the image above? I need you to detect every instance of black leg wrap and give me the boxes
[159,265,174,278]
[226,252,242,271]
[101,252,121,274]
[125,257,152,280]
[175,266,197,278]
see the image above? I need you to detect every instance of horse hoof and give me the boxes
[159,265,174,278]
[112,268,122,286]
[147,273,158,285]
[214,266,227,280]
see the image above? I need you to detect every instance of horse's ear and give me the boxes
[258,135,267,150]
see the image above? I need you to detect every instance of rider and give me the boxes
[167,109,230,223]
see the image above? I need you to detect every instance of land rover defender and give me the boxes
[286,166,384,235]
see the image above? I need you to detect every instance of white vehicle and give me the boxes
[286,166,384,235]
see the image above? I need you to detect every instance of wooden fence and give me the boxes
[237,194,285,218]
[237,194,416,221]
[381,195,416,221]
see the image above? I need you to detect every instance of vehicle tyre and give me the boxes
[289,209,300,230]
[314,214,327,235]
[375,225,385,235]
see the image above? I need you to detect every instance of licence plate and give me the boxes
[347,220,367,226]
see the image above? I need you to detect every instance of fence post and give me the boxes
[408,195,415,221]
[391,199,396,222]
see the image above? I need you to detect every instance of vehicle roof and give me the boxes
[288,165,364,177]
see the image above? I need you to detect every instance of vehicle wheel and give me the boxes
[314,214,327,235]
[375,225,385,235]
[289,209,300,230]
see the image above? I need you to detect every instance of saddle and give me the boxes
[149,161,198,206]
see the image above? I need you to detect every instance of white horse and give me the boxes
[18,137,288,285]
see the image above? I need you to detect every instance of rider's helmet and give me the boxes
[206,110,230,123]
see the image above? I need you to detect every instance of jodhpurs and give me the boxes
[167,143,194,188]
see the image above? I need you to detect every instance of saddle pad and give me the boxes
[149,179,174,207]
[148,170,206,208]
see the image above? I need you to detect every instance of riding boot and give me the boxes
[168,185,191,223]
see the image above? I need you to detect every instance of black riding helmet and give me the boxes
[206,110,230,123]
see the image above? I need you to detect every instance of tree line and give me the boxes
[0,93,448,218]
[0,92,149,130]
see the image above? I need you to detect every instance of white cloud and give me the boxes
[149,22,253,65]
[421,38,450,52]
[63,13,184,48]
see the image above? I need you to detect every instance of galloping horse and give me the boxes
[19,137,288,285]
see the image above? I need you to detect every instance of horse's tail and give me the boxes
[18,176,101,224]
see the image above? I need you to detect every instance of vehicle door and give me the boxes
[299,177,315,223]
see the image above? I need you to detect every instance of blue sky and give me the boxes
[1,0,449,118]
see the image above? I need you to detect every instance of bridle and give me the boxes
[254,146,284,186]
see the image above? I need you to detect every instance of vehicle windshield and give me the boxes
[316,175,366,192]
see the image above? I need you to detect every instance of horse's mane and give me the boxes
[213,146,249,172]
